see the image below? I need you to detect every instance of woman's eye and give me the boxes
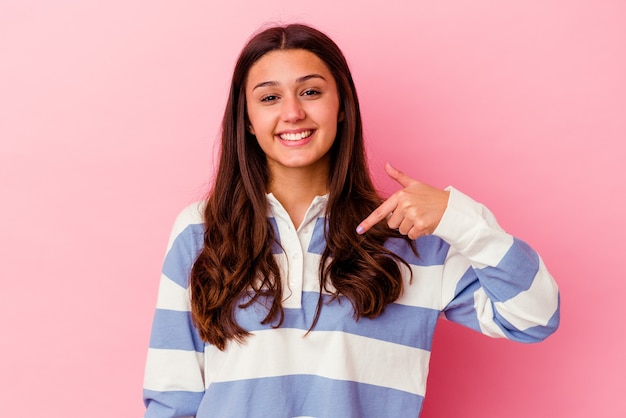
[260,95,278,102]
[302,89,321,96]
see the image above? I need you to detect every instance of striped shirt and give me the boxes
[143,187,560,417]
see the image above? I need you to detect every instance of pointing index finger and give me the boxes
[356,194,398,235]
[385,162,414,188]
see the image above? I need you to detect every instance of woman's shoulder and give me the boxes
[174,201,206,226]
[165,201,207,246]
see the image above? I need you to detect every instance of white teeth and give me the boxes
[279,130,312,141]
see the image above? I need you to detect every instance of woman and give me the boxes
[143,23,560,417]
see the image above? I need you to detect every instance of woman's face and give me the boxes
[245,49,342,177]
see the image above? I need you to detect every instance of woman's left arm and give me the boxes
[433,187,560,341]
[358,163,560,342]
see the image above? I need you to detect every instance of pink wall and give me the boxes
[1,1,624,416]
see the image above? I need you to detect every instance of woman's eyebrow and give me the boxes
[296,73,326,84]
[252,74,327,91]
[252,80,279,90]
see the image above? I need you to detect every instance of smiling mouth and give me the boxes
[278,130,313,141]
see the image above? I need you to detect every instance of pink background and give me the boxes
[1,1,624,416]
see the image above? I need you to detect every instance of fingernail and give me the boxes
[356,225,364,234]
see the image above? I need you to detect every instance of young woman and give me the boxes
[143,23,560,418]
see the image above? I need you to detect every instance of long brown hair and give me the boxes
[190,23,415,350]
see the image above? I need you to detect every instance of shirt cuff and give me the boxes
[432,186,508,260]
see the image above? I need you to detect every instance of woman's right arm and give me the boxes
[143,204,206,418]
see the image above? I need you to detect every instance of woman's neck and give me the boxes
[267,162,330,229]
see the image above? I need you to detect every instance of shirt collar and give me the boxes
[266,193,329,228]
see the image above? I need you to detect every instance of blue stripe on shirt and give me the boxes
[268,217,283,254]
[307,220,450,267]
[144,389,204,418]
[162,223,205,288]
[476,237,540,302]
[149,309,204,352]
[384,235,449,266]
[196,375,424,418]
[235,291,440,351]
[307,217,326,254]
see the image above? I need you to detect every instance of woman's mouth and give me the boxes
[278,130,313,141]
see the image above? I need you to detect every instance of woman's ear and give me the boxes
[338,110,345,122]
[247,122,255,135]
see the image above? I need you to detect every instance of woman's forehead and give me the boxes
[246,49,333,88]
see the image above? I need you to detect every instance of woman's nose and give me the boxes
[280,96,305,123]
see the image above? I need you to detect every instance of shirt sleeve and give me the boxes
[143,204,207,417]
[435,187,560,342]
